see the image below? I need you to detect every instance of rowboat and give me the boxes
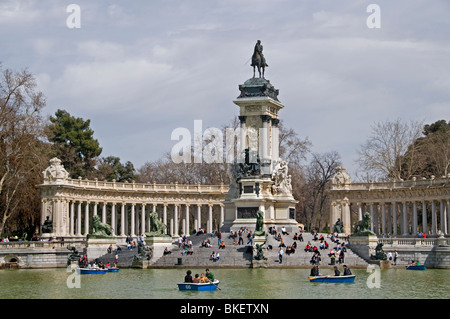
[308,275,356,283]
[106,268,119,272]
[106,268,119,273]
[77,268,107,275]
[178,280,220,291]
[406,265,426,270]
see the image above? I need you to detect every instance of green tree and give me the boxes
[94,156,136,182]
[46,109,102,178]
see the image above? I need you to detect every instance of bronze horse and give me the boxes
[251,40,268,78]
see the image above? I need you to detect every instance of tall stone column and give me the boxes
[219,204,224,229]
[271,118,280,163]
[111,203,116,236]
[447,200,450,235]
[440,200,446,234]
[174,204,179,236]
[77,202,82,236]
[141,204,146,235]
[102,202,107,224]
[84,201,90,236]
[131,203,136,237]
[431,200,437,235]
[185,204,190,236]
[120,203,126,236]
[197,204,202,230]
[422,201,428,234]
[208,204,213,233]
[402,202,408,236]
[381,203,386,235]
[392,201,398,236]
[412,201,418,235]
[70,201,75,236]
[163,204,168,234]
[357,203,363,221]
[369,204,374,233]
[93,202,98,217]
[238,116,246,163]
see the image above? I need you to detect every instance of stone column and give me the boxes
[163,204,168,234]
[412,201,418,235]
[208,204,213,233]
[387,203,392,235]
[238,116,246,163]
[422,201,428,235]
[70,201,75,236]
[271,118,280,163]
[431,200,437,235]
[392,201,398,236]
[219,204,224,229]
[141,204,146,235]
[174,204,179,237]
[131,203,136,236]
[357,202,363,221]
[185,204,190,236]
[197,204,202,230]
[93,202,98,217]
[402,202,408,236]
[369,204,374,232]
[84,202,90,236]
[120,203,126,236]
[260,115,270,161]
[381,203,386,236]
[447,200,450,235]
[77,202,82,236]
[111,203,116,236]
[440,200,446,234]
[181,205,186,235]
[102,202,107,224]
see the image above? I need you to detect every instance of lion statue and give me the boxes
[89,215,113,238]
[352,212,374,236]
[254,210,265,236]
[145,211,168,237]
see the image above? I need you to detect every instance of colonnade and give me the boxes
[351,199,450,236]
[43,199,225,238]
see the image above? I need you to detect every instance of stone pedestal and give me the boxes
[371,259,391,269]
[251,235,268,268]
[85,238,117,261]
[348,234,379,261]
[145,236,173,266]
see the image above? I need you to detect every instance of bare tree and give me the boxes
[300,151,341,231]
[0,66,47,236]
[356,118,423,181]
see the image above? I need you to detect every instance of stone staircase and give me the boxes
[150,230,369,268]
[93,229,369,268]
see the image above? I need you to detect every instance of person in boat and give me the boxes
[310,265,322,277]
[343,265,352,276]
[199,273,209,283]
[333,266,341,276]
[192,274,200,283]
[205,268,215,282]
[184,270,193,283]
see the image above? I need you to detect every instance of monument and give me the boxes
[223,41,299,234]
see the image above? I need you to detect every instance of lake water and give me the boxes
[0,267,448,300]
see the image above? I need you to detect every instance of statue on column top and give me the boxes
[251,40,269,78]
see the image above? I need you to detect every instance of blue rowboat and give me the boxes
[178,280,220,291]
[106,268,119,273]
[406,265,426,270]
[78,268,107,275]
[308,275,356,283]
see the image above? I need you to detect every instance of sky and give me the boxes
[1,0,450,180]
